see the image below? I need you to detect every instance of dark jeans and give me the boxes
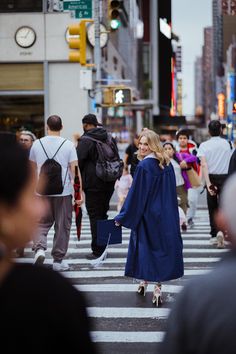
[85,189,114,255]
[207,174,227,237]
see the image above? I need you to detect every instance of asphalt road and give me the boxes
[15,200,227,354]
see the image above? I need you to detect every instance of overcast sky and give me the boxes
[172,0,212,116]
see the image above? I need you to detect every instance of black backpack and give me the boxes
[36,139,68,195]
[83,135,123,182]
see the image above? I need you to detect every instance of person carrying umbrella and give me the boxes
[74,166,83,241]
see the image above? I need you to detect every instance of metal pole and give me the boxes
[94,0,102,122]
[150,0,159,120]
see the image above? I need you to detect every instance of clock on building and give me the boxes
[87,23,108,48]
[15,26,36,48]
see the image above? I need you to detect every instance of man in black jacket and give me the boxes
[228,148,236,175]
[161,174,236,354]
[77,114,116,259]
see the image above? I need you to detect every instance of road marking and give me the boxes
[91,331,165,343]
[16,256,221,264]
[75,284,182,293]
[87,307,170,318]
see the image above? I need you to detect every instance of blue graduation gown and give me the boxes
[115,158,184,282]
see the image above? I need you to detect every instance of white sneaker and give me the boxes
[209,237,218,245]
[52,260,69,272]
[34,249,45,265]
[216,231,225,249]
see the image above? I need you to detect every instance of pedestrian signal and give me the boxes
[102,87,132,106]
[114,88,132,105]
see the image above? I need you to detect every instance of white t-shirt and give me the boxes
[171,158,184,186]
[197,136,234,174]
[30,136,78,196]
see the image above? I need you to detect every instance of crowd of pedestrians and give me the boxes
[1,115,236,353]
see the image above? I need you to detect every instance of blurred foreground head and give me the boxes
[0,133,42,251]
[217,174,236,243]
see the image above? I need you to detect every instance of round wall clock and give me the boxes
[15,26,36,48]
[87,23,108,48]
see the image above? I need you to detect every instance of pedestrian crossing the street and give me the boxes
[16,208,228,354]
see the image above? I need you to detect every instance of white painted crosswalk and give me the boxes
[18,208,228,353]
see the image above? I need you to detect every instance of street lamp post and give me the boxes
[94,0,102,122]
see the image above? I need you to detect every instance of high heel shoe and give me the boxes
[152,283,162,307]
[137,281,148,296]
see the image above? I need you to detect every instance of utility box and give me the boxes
[80,69,93,90]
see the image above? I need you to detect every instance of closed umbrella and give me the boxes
[74,166,82,241]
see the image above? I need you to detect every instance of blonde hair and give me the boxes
[137,130,170,169]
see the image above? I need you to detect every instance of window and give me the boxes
[0,0,42,12]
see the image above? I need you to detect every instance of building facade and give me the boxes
[194,56,203,116]
[0,0,142,140]
[202,27,214,122]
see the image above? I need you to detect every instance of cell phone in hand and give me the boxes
[209,184,218,194]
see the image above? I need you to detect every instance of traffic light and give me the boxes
[108,0,121,30]
[102,86,132,106]
[67,20,95,65]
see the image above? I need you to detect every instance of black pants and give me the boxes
[207,174,227,237]
[85,189,114,255]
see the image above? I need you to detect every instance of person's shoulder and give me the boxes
[139,158,161,174]
[64,138,76,149]
[181,256,236,299]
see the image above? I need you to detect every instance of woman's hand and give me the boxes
[180,160,188,169]
[115,220,121,227]
[75,196,83,206]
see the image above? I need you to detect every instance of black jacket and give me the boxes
[228,149,236,175]
[77,128,115,192]
[161,250,236,354]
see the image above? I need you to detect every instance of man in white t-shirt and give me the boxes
[197,120,234,247]
[30,115,82,271]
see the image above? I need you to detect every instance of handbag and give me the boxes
[186,168,201,188]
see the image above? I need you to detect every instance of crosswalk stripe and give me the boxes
[90,331,165,343]
[28,239,218,246]
[16,256,221,265]
[22,247,227,254]
[74,284,183,293]
[87,307,170,318]
[60,268,212,279]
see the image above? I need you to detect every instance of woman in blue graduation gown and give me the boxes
[115,130,184,306]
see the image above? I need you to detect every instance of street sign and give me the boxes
[63,0,92,19]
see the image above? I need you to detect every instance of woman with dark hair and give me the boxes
[163,142,190,231]
[0,133,96,353]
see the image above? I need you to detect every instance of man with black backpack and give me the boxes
[77,114,123,260]
[30,115,82,271]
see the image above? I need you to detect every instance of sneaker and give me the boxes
[52,260,70,272]
[34,249,45,265]
[86,252,102,260]
[209,237,218,245]
[187,218,194,228]
[216,231,225,249]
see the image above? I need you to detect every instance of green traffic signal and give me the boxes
[110,19,121,30]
